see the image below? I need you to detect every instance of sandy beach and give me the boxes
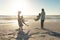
[0,19,60,40]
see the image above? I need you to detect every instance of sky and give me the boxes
[0,0,60,15]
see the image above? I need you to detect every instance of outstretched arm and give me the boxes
[22,19,29,26]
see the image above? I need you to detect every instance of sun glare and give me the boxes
[14,0,28,15]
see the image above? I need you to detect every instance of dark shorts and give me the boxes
[18,21,23,27]
[19,23,23,27]
[41,20,44,23]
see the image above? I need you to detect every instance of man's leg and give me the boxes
[41,20,44,29]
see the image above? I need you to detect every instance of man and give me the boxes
[35,8,45,29]
[40,8,45,29]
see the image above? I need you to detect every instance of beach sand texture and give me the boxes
[0,19,60,40]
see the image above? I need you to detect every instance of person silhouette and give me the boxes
[34,8,45,29]
[40,8,45,29]
[18,11,29,31]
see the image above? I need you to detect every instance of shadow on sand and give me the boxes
[35,28,60,38]
[16,29,40,40]
[43,28,60,38]
[16,27,60,40]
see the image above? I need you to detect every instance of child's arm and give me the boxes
[23,22,29,26]
[22,19,29,26]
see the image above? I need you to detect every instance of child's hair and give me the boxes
[18,11,21,14]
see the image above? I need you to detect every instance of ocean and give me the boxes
[0,15,60,24]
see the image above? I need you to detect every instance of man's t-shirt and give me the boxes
[40,11,45,20]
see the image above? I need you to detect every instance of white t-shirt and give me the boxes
[40,11,45,20]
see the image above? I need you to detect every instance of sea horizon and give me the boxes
[0,15,60,25]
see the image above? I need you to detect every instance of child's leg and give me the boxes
[20,26,23,31]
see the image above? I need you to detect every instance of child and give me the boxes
[18,11,29,31]
[34,13,41,21]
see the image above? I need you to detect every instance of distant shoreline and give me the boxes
[0,15,60,20]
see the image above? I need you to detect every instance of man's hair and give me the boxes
[42,8,44,11]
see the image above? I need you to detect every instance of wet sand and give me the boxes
[0,20,60,40]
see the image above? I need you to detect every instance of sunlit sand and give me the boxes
[0,16,60,40]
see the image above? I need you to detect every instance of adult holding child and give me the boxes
[35,8,45,29]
